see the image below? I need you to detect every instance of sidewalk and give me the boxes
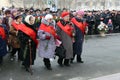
[89,73,120,80]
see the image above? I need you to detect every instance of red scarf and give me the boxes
[0,26,6,40]
[18,24,38,46]
[71,18,86,34]
[39,23,57,39]
[57,21,73,38]
[11,21,20,30]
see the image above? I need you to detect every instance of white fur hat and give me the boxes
[44,14,53,20]
[25,15,35,25]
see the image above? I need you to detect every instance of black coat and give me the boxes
[18,22,37,66]
[73,18,84,55]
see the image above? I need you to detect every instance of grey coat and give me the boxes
[56,21,74,59]
[37,19,56,59]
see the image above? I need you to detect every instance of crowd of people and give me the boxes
[0,7,120,74]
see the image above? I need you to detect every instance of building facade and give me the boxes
[0,0,120,10]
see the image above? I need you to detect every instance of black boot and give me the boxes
[57,58,64,67]
[64,59,70,67]
[71,53,76,63]
[77,55,84,63]
[0,56,3,64]
[43,58,52,70]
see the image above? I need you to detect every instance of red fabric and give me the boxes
[39,23,58,39]
[0,27,6,40]
[57,21,73,38]
[11,21,20,30]
[71,18,86,34]
[61,12,70,18]
[46,36,51,40]
[18,24,38,46]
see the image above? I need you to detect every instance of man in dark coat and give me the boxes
[86,12,95,35]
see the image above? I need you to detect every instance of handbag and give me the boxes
[55,44,66,58]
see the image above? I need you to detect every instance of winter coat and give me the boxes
[37,19,56,59]
[56,19,74,59]
[9,22,20,48]
[72,18,84,55]
[18,22,37,65]
[0,26,7,57]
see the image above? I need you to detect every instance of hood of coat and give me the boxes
[41,18,56,29]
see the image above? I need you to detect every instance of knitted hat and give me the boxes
[11,9,17,14]
[76,10,85,16]
[61,11,69,18]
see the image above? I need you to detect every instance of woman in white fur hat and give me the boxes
[18,15,38,72]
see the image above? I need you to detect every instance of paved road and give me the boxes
[1,34,120,80]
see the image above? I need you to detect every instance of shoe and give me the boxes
[57,60,63,67]
[59,64,64,67]
[77,60,84,63]
[47,67,52,70]
[64,64,70,67]
[70,60,73,63]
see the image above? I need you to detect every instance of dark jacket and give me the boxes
[18,22,37,66]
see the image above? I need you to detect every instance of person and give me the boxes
[56,11,75,67]
[71,10,88,63]
[86,12,95,35]
[2,9,12,52]
[107,19,113,33]
[18,15,38,72]
[0,17,7,64]
[10,15,22,61]
[38,14,59,70]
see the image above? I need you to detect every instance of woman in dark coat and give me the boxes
[18,15,38,72]
[71,10,88,63]
[0,17,7,64]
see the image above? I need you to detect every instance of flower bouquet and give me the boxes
[98,21,108,37]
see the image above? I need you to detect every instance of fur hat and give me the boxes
[44,14,53,20]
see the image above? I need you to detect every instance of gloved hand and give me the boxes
[55,35,61,40]
[46,36,51,40]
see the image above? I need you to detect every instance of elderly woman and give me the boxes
[71,10,88,63]
[38,14,59,70]
[56,12,75,67]
[18,15,38,72]
[10,15,22,61]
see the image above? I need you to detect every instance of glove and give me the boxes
[46,36,51,40]
[56,35,61,40]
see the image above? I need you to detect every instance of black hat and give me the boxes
[15,15,22,20]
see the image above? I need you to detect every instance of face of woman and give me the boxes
[29,17,35,25]
[64,15,70,21]
[16,17,22,23]
[47,18,53,23]
[13,11,18,17]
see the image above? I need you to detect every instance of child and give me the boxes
[107,19,113,33]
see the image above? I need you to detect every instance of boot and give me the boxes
[43,58,52,70]
[70,53,76,63]
[64,59,70,67]
[0,56,3,64]
[57,58,64,67]
[77,55,84,63]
